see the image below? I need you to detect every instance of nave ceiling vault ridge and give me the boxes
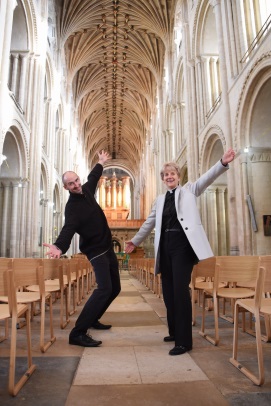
[60,0,176,172]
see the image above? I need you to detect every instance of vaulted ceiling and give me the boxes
[59,0,176,173]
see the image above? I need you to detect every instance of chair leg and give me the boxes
[40,295,56,353]
[230,305,265,386]
[199,292,219,345]
[60,287,70,329]
[0,318,9,342]
[8,310,36,396]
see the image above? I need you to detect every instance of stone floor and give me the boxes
[0,271,271,405]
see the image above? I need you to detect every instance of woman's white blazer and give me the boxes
[131,160,229,275]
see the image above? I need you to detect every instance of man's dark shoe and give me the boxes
[69,334,102,347]
[169,345,192,355]
[164,335,175,342]
[91,321,112,330]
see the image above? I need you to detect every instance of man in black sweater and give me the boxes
[43,150,121,347]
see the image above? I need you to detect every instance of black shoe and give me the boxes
[164,335,175,342]
[69,334,102,347]
[91,321,112,330]
[169,345,192,356]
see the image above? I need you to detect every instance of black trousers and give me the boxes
[69,247,121,338]
[160,231,197,348]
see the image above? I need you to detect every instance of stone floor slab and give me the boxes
[88,325,168,347]
[73,345,207,386]
[66,381,230,406]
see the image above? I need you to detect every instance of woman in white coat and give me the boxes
[125,148,235,355]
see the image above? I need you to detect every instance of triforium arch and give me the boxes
[193,0,221,128]
[0,125,28,257]
[235,58,271,255]
[200,133,229,256]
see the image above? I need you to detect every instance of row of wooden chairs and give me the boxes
[0,256,95,396]
[128,258,161,297]
[190,255,271,386]
[128,255,271,386]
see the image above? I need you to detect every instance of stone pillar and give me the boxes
[0,181,10,257]
[0,0,16,137]
[240,153,252,254]
[249,150,271,255]
[201,56,211,114]
[211,0,239,255]
[11,53,19,95]
[18,53,28,109]
[10,180,19,257]
[19,180,28,257]
[206,186,218,255]
[25,54,34,124]
[195,57,204,128]
[217,186,227,255]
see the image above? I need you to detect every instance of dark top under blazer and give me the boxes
[54,163,112,260]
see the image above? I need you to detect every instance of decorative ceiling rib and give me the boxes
[60,0,175,173]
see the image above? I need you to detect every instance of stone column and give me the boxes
[240,153,252,254]
[201,56,211,114]
[249,149,271,255]
[11,53,19,95]
[25,54,34,124]
[206,186,218,255]
[19,180,28,257]
[18,53,28,110]
[0,0,16,137]
[10,180,19,257]
[195,57,204,128]
[211,0,239,255]
[217,186,227,255]
[0,181,10,257]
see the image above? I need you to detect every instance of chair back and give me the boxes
[259,256,271,294]
[192,256,216,283]
[214,256,259,289]
[0,258,13,296]
[42,258,61,280]
[12,258,41,288]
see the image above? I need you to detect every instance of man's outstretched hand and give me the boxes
[43,243,62,259]
[98,150,110,165]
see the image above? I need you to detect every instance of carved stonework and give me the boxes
[248,150,271,163]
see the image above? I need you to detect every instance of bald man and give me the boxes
[44,150,121,347]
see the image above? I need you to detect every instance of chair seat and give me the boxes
[217,287,255,299]
[0,303,10,318]
[0,295,8,302]
[196,281,226,290]
[16,291,50,302]
[26,283,60,292]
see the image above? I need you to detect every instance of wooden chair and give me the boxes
[0,268,36,396]
[229,257,271,385]
[190,257,217,326]
[26,258,70,329]
[241,255,271,342]
[199,256,259,345]
[61,258,77,316]
[11,258,56,352]
[0,258,12,341]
